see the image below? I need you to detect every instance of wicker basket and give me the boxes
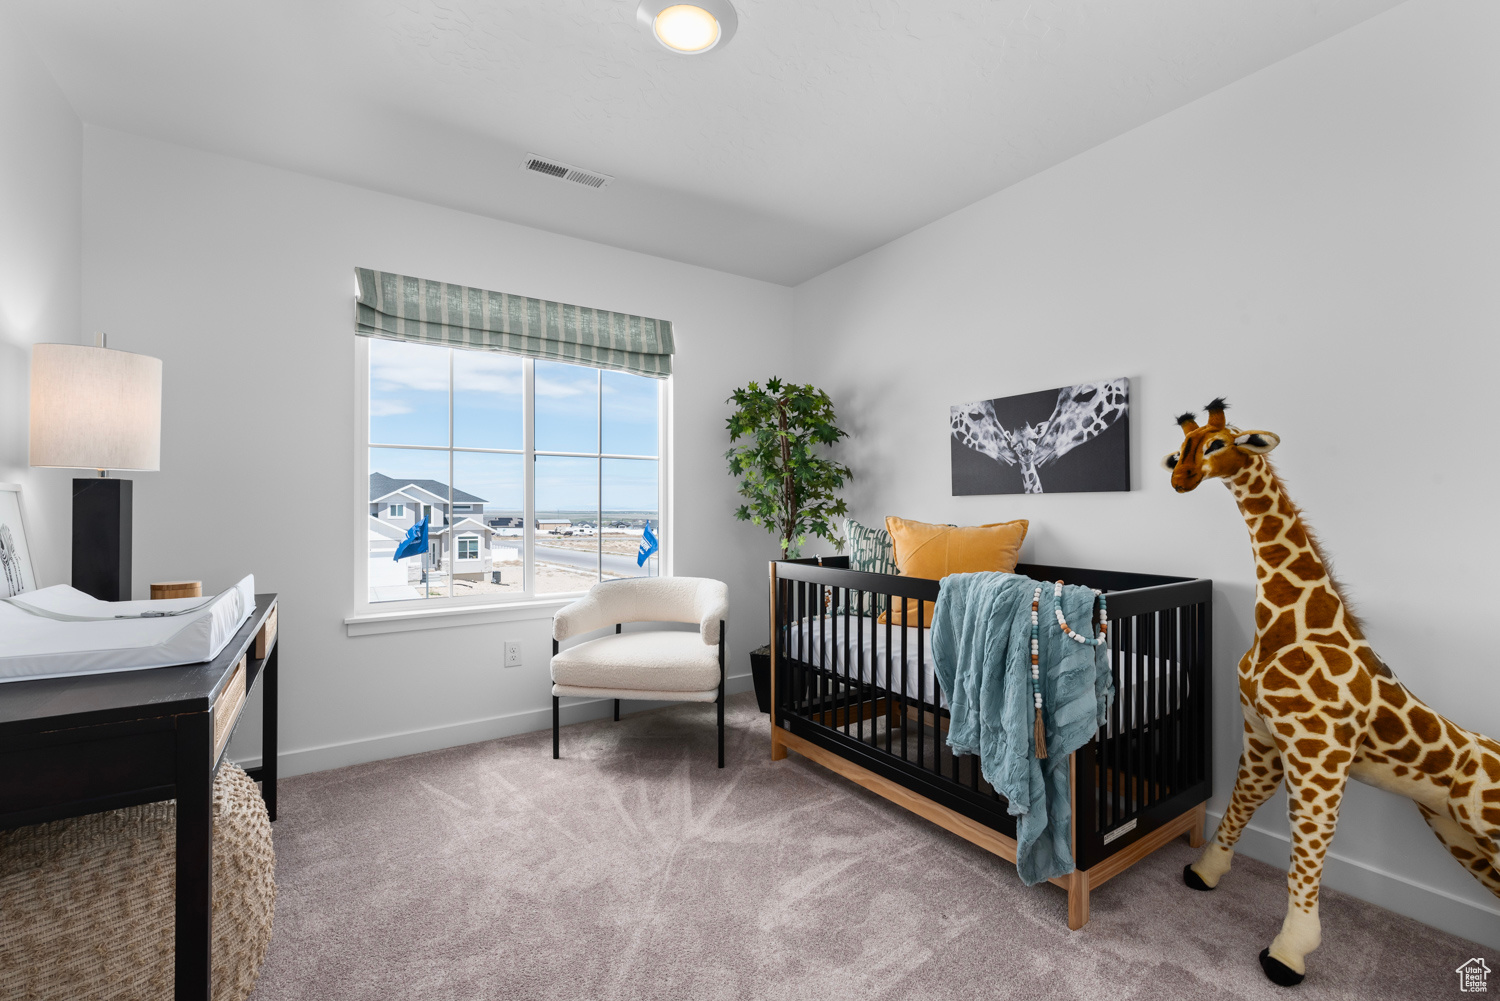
[0,762,275,1000]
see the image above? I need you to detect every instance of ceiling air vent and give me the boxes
[521,154,614,190]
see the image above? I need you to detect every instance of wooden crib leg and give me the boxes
[1066,870,1090,930]
[1187,802,1208,848]
[770,726,788,761]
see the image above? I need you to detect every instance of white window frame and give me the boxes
[457,534,480,561]
[348,337,672,629]
[389,503,404,517]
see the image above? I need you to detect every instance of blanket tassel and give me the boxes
[1034,707,1048,759]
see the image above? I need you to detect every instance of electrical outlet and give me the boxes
[504,641,522,668]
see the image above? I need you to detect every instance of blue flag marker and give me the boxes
[394,516,429,561]
[637,521,659,567]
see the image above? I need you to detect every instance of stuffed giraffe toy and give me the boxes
[1164,398,1500,987]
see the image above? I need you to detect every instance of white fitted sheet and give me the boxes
[783,616,1189,732]
[0,575,256,683]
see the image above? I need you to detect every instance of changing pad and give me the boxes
[0,575,256,683]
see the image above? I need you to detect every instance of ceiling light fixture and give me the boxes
[637,0,737,54]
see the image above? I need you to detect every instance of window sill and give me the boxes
[345,596,577,637]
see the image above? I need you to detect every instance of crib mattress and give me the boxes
[0,575,256,683]
[783,616,1189,731]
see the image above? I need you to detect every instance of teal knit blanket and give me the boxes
[930,572,1114,885]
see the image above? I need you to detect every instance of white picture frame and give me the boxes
[0,483,37,597]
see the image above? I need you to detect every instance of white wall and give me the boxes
[794,0,1499,948]
[82,127,795,775]
[0,12,82,582]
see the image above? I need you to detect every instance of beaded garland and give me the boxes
[1054,579,1109,646]
[1029,581,1108,760]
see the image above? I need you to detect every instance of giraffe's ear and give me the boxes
[1234,431,1280,454]
[1161,452,1180,470]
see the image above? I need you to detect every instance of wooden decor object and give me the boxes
[151,580,203,600]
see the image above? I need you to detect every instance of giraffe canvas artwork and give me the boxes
[950,378,1129,495]
[1165,399,1500,988]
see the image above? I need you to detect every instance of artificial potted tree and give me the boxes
[724,378,852,712]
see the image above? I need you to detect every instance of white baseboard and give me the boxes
[1210,812,1500,950]
[234,673,756,778]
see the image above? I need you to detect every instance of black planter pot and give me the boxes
[750,644,772,714]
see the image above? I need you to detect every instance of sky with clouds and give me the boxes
[369,339,659,515]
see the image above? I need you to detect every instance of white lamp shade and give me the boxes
[29,343,162,471]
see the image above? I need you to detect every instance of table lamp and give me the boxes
[28,335,162,601]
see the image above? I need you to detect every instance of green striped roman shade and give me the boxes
[354,268,675,378]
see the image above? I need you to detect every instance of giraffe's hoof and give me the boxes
[1259,949,1305,987]
[1182,864,1214,891]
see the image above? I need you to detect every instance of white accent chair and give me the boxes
[551,577,730,767]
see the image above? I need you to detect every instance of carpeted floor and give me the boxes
[248,693,1480,1001]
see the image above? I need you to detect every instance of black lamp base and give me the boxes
[73,477,133,601]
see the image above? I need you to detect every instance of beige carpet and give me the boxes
[248,693,1481,1001]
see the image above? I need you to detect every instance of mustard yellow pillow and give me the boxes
[879,516,1029,626]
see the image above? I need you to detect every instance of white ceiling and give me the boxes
[9,0,1405,285]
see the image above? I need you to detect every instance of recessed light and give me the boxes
[637,0,737,55]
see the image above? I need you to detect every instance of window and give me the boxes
[363,338,664,606]
[389,504,404,517]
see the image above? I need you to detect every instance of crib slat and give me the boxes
[1147,609,1159,808]
[1136,612,1147,814]
[1200,600,1210,786]
[1187,602,1199,787]
[1123,615,1135,820]
[1098,618,1109,831]
[869,597,879,749]
[831,585,841,728]
[884,601,893,754]
[842,587,851,737]
[820,584,829,717]
[834,588,846,735]
[1183,601,1193,790]
[1170,605,1181,797]
[1162,605,1173,798]
[798,579,810,696]
[1104,618,1116,828]
[1172,606,1183,795]
[900,597,910,764]
[916,599,926,770]
[780,579,792,720]
[1150,607,1162,804]
[856,590,866,743]
[1146,606,1158,810]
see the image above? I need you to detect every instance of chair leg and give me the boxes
[717,621,726,769]
[552,696,559,759]
[614,698,620,722]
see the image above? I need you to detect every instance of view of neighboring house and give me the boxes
[369,474,516,596]
[370,472,485,531]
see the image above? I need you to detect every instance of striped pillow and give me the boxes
[844,519,897,616]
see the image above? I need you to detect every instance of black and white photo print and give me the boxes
[0,483,36,597]
[950,378,1130,495]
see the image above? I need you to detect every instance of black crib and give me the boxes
[768,557,1214,928]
